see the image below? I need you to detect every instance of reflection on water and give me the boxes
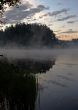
[11,58,55,74]
[0,52,78,110]
[35,54,78,110]
[0,57,55,110]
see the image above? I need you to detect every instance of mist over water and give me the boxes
[0,48,78,60]
[0,48,78,110]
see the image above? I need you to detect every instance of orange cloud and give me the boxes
[57,34,78,41]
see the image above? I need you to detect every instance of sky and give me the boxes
[0,0,78,40]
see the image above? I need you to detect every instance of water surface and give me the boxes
[0,49,78,110]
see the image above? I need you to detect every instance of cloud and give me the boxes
[67,20,78,24]
[38,13,48,19]
[61,29,78,34]
[30,5,49,14]
[37,8,70,20]
[57,3,62,5]
[57,15,77,21]
[37,5,49,10]
[3,3,49,24]
[54,30,61,33]
[21,0,37,6]
[47,8,69,16]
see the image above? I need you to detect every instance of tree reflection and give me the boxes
[0,57,55,110]
[12,58,55,74]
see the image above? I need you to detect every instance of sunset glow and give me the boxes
[0,0,78,40]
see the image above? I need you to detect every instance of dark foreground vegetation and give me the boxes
[0,0,20,10]
[0,23,59,48]
[0,56,55,110]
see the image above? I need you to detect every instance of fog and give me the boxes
[0,48,78,61]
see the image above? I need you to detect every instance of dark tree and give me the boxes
[0,0,20,8]
[0,23,59,48]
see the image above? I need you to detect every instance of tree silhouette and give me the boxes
[0,23,59,48]
[0,0,20,9]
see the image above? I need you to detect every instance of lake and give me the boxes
[0,49,78,110]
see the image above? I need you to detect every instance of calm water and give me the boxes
[35,54,78,110]
[0,49,78,110]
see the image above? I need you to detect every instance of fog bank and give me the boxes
[0,48,78,61]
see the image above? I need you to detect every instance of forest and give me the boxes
[0,23,59,48]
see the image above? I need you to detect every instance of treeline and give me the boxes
[0,23,59,48]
